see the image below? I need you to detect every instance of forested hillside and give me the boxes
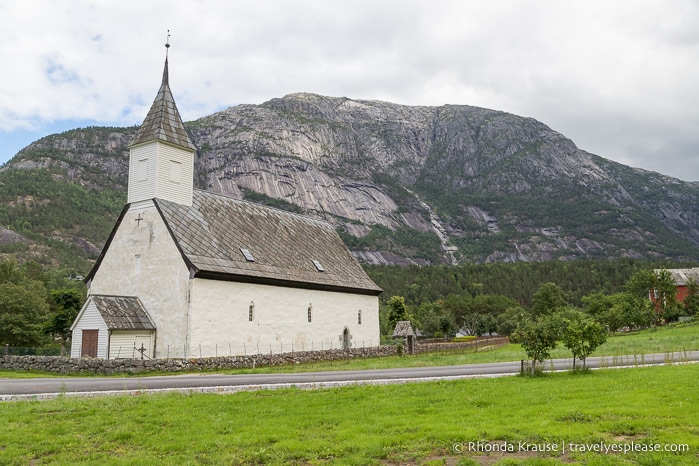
[368,259,699,338]
[367,259,693,307]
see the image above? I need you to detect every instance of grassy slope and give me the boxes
[1,364,698,465]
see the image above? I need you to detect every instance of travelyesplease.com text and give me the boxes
[453,441,690,455]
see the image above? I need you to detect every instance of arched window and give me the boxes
[249,302,255,322]
[307,304,312,323]
[358,310,362,325]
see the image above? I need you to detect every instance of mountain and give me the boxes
[2,93,699,272]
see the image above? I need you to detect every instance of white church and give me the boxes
[70,49,382,359]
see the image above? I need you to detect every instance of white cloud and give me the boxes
[1,0,698,181]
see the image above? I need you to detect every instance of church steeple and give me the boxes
[127,34,195,206]
[129,36,195,151]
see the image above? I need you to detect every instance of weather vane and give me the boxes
[165,30,171,57]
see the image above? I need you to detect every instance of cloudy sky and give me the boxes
[1,0,698,181]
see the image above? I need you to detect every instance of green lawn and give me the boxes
[1,364,698,465]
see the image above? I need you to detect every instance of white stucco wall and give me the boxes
[188,278,380,357]
[70,300,109,358]
[87,202,192,359]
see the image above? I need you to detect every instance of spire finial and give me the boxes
[162,30,170,85]
[165,30,171,57]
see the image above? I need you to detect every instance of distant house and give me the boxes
[70,49,382,359]
[654,268,699,303]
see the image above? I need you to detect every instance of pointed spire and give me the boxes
[130,32,196,151]
[162,30,170,85]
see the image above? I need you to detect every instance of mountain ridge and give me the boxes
[2,92,698,271]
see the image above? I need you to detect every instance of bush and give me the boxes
[452,336,476,343]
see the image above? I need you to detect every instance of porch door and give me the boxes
[81,330,99,358]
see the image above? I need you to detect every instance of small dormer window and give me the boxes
[240,248,255,262]
[312,259,324,272]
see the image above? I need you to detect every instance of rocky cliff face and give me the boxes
[3,93,699,267]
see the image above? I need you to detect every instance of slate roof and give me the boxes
[392,321,416,337]
[655,268,699,286]
[153,190,383,295]
[90,295,156,330]
[129,58,196,151]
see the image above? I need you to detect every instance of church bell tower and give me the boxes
[127,34,196,206]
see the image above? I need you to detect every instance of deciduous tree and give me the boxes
[560,309,607,369]
[531,282,568,318]
[387,296,410,331]
[0,283,50,347]
[513,315,560,376]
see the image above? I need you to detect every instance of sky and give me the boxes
[1,0,698,182]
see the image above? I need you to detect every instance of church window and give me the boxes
[137,159,148,182]
[135,254,141,275]
[312,259,324,272]
[240,248,255,262]
[358,310,362,325]
[249,302,255,322]
[307,304,312,322]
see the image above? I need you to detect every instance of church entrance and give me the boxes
[81,330,98,358]
[342,327,351,350]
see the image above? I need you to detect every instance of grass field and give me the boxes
[1,363,698,465]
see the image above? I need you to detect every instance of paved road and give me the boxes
[2,351,697,401]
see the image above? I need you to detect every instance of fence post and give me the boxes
[4,344,9,357]
[520,359,524,376]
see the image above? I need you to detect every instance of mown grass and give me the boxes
[1,364,698,465]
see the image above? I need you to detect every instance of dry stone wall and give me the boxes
[1,338,508,375]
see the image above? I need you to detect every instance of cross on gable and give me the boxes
[135,214,144,225]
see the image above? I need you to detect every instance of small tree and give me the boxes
[438,317,454,338]
[387,296,410,331]
[514,316,559,376]
[561,310,607,369]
